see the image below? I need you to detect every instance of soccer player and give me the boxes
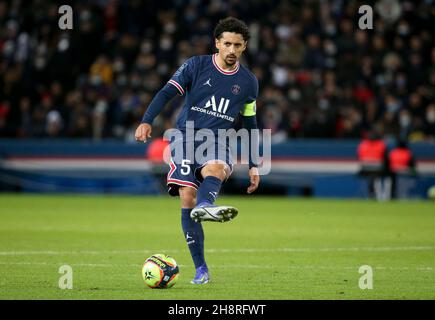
[135,17,260,284]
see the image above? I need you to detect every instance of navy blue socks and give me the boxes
[181,208,205,269]
[181,176,223,269]
[196,176,222,206]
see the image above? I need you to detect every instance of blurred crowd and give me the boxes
[0,0,434,143]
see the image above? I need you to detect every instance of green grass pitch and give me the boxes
[0,194,434,300]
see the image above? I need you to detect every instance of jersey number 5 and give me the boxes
[181,159,191,175]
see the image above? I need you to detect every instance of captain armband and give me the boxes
[240,100,257,116]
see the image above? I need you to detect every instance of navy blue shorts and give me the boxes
[167,137,233,196]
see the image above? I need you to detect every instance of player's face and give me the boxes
[215,32,247,67]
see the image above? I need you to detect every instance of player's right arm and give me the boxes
[135,84,178,142]
[135,58,195,142]
[135,123,153,143]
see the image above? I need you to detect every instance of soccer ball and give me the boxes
[142,254,179,288]
[428,185,435,200]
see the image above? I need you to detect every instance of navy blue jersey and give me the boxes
[168,54,258,134]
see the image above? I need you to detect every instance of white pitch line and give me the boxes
[206,246,435,253]
[0,246,434,256]
[0,261,432,272]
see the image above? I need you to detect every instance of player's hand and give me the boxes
[135,123,152,143]
[247,167,260,194]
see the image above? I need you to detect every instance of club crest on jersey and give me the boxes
[231,84,241,95]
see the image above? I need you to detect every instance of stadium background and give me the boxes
[0,0,435,300]
[0,0,434,197]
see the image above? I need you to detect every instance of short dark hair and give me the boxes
[214,17,250,42]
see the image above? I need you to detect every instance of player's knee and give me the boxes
[179,187,196,208]
[201,163,227,181]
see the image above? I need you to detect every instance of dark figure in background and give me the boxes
[357,131,388,200]
[387,139,417,199]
